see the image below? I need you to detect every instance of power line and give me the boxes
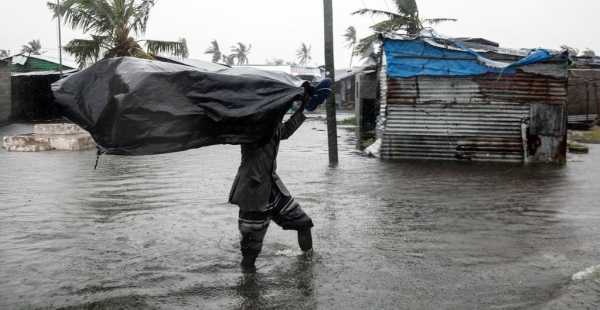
[361,0,377,24]
[382,0,392,12]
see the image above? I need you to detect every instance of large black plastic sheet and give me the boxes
[51,57,309,155]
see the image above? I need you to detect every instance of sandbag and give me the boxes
[51,57,309,155]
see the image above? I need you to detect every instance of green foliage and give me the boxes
[231,42,251,65]
[222,54,236,65]
[146,38,188,58]
[361,130,377,149]
[581,48,596,57]
[0,49,10,58]
[337,117,357,126]
[352,0,455,56]
[343,26,357,67]
[362,137,376,149]
[265,57,285,66]
[583,128,600,140]
[205,39,222,63]
[296,43,312,67]
[48,0,188,68]
[21,39,42,55]
[560,45,579,57]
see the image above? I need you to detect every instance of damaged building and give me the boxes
[376,33,569,163]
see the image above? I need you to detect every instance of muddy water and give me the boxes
[1,119,599,310]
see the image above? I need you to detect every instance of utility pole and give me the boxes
[323,0,338,164]
[57,0,63,78]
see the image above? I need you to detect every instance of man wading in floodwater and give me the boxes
[229,92,315,268]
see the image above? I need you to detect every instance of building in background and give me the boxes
[568,56,600,129]
[3,54,78,122]
[0,60,11,126]
[376,33,568,163]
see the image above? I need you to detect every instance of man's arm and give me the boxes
[281,93,312,140]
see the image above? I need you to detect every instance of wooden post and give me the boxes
[323,0,338,164]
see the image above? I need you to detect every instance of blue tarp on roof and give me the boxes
[384,37,558,78]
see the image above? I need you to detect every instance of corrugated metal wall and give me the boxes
[380,73,567,162]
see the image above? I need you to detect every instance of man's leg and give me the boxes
[270,188,314,254]
[238,209,272,267]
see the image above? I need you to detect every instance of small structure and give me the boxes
[376,32,568,163]
[3,123,96,152]
[0,60,10,126]
[567,56,600,129]
[334,67,363,110]
[3,54,78,122]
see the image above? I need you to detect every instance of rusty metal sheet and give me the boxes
[379,71,567,162]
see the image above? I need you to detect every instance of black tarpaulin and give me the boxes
[51,57,310,155]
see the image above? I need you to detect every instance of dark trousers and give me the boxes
[238,186,313,258]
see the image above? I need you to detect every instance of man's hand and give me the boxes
[298,93,312,113]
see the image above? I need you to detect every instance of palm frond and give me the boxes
[343,26,357,49]
[391,0,418,15]
[204,39,222,63]
[49,0,187,64]
[351,8,405,20]
[130,47,154,60]
[222,54,236,65]
[581,48,596,57]
[145,39,188,58]
[231,42,251,65]
[295,43,312,66]
[560,45,579,56]
[369,18,411,32]
[355,34,380,56]
[49,0,114,36]
[422,18,457,25]
[132,0,154,35]
[63,37,105,68]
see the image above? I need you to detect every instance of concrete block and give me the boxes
[3,134,53,152]
[4,123,97,152]
[34,123,89,135]
[3,133,96,152]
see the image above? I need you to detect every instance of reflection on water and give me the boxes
[235,257,316,310]
[1,121,600,309]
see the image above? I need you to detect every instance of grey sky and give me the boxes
[2,0,599,69]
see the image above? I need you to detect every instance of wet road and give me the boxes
[1,118,600,310]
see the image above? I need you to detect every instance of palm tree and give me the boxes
[560,45,579,57]
[0,49,10,58]
[21,39,42,55]
[581,48,596,57]
[295,43,312,67]
[266,57,285,66]
[343,26,357,67]
[231,42,251,65]
[47,0,188,68]
[222,54,236,65]
[205,39,222,63]
[352,0,456,54]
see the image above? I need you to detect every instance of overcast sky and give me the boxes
[2,0,599,68]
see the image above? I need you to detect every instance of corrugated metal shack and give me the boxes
[5,54,78,121]
[567,56,600,129]
[378,33,568,163]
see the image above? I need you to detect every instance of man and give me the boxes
[229,93,314,268]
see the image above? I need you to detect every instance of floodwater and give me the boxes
[1,117,600,310]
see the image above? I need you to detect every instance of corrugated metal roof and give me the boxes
[336,67,364,80]
[8,53,77,72]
